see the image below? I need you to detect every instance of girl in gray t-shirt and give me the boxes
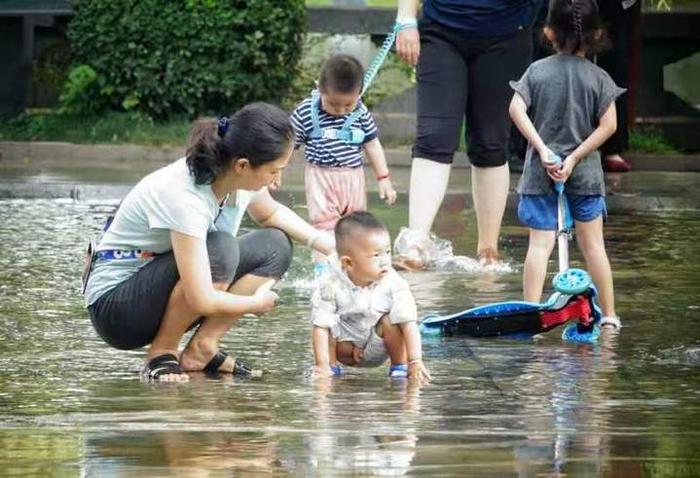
[508,0,625,329]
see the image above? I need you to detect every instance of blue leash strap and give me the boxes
[309,20,416,145]
[361,20,417,96]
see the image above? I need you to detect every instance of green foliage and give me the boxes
[58,65,106,115]
[67,0,306,118]
[629,127,679,153]
[31,39,73,107]
[0,111,190,146]
[281,34,414,111]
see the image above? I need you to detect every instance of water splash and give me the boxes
[393,227,513,273]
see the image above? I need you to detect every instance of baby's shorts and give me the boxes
[356,328,389,368]
[518,193,607,231]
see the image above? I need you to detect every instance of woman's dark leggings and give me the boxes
[88,228,293,350]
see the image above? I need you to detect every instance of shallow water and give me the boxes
[1,184,699,476]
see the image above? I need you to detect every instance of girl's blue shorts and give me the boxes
[518,194,607,231]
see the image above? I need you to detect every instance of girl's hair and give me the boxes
[186,102,294,185]
[318,54,364,94]
[546,0,607,54]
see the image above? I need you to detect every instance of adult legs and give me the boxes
[466,30,531,262]
[598,0,638,172]
[471,164,510,262]
[147,231,242,380]
[408,158,451,233]
[410,22,468,234]
[523,229,556,303]
[179,228,293,372]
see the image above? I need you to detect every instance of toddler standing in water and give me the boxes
[508,0,624,328]
[310,212,430,380]
[291,54,396,272]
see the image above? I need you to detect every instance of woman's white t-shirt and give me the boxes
[85,157,254,306]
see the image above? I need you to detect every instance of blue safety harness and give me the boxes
[309,91,367,145]
[308,19,417,146]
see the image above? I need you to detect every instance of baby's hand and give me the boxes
[378,177,397,205]
[352,345,364,364]
[311,365,334,379]
[408,360,432,382]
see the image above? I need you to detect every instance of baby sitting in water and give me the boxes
[310,212,431,380]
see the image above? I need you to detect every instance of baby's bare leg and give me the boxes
[376,315,407,365]
[336,341,360,366]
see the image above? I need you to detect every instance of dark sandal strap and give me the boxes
[144,353,183,380]
[203,351,261,377]
[232,358,254,377]
[203,350,229,374]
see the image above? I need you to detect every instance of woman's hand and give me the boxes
[378,177,397,205]
[396,27,420,66]
[252,279,278,314]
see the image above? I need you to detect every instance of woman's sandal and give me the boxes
[203,350,262,377]
[141,353,186,381]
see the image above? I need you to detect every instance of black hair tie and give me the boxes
[217,116,230,138]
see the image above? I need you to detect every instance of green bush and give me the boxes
[58,65,106,115]
[67,0,306,118]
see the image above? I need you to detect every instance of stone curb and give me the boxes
[1,141,699,172]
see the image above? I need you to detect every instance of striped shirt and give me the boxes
[291,94,378,168]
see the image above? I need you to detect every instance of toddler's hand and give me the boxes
[378,178,397,205]
[253,279,278,314]
[408,361,432,382]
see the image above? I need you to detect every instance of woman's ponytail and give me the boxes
[186,103,294,185]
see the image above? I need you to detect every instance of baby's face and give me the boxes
[320,88,360,116]
[345,230,392,287]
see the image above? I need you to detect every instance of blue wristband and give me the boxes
[395,19,418,31]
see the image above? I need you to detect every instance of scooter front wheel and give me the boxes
[552,268,591,295]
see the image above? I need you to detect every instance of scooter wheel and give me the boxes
[552,268,591,295]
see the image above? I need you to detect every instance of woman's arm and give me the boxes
[247,188,335,255]
[363,138,397,205]
[170,231,277,317]
[395,0,420,66]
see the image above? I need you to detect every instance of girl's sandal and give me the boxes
[600,316,622,329]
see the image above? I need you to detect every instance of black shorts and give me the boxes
[412,19,532,167]
[88,228,293,350]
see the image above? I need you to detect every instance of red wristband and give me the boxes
[376,173,390,181]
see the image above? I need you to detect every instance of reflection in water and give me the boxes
[299,377,420,476]
[514,331,620,477]
[0,197,699,476]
